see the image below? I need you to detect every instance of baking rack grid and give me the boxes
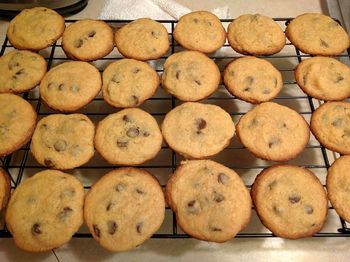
[0,18,349,240]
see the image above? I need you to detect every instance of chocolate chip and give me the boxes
[123,115,131,122]
[58,83,64,91]
[213,192,225,203]
[32,223,42,235]
[243,87,251,92]
[133,68,140,74]
[143,131,150,137]
[245,76,254,85]
[131,95,139,105]
[93,224,100,238]
[176,70,181,80]
[107,220,117,235]
[111,74,120,84]
[335,76,344,83]
[211,227,222,232]
[268,137,281,148]
[218,173,229,184]
[305,205,313,214]
[116,140,128,148]
[151,31,159,39]
[127,127,139,138]
[54,139,67,152]
[44,158,54,167]
[116,183,126,192]
[15,68,25,76]
[193,18,199,23]
[331,118,343,127]
[207,21,212,26]
[136,188,145,195]
[8,61,19,70]
[57,206,73,221]
[288,194,301,204]
[70,84,80,92]
[75,39,83,48]
[262,88,271,94]
[88,30,96,37]
[136,222,143,234]
[273,205,282,215]
[320,39,329,48]
[342,129,350,138]
[106,202,115,211]
[196,118,207,132]
[187,200,200,214]
[268,180,277,190]
[194,79,201,85]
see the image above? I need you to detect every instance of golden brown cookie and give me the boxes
[0,168,11,212]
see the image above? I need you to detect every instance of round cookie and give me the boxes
[62,19,114,61]
[251,165,328,239]
[327,156,350,222]
[166,160,251,242]
[39,61,101,112]
[285,13,350,56]
[84,168,165,252]
[310,101,350,155]
[223,56,283,104]
[161,102,235,159]
[173,11,226,53]
[7,7,65,50]
[30,114,95,170]
[0,168,11,211]
[0,50,47,94]
[114,18,169,61]
[295,57,350,101]
[0,94,37,157]
[236,102,310,161]
[162,51,220,101]
[102,59,159,108]
[227,14,285,55]
[95,108,162,165]
[5,169,84,252]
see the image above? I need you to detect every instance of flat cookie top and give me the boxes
[115,18,169,61]
[173,11,226,53]
[0,168,10,211]
[5,170,84,252]
[251,165,327,239]
[39,61,101,112]
[236,102,310,161]
[286,13,350,56]
[166,160,251,242]
[0,50,47,94]
[310,101,350,155]
[162,102,235,159]
[0,94,37,157]
[30,114,95,170]
[7,7,65,50]
[102,59,159,108]
[62,19,114,61]
[223,56,283,103]
[84,168,165,252]
[295,57,350,101]
[327,156,350,222]
[227,14,285,55]
[95,108,162,165]
[162,51,220,101]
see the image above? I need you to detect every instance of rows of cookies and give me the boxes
[0,6,349,253]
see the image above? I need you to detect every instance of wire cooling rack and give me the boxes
[0,18,350,239]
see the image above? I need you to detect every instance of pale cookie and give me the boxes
[0,94,37,157]
[62,19,114,61]
[84,168,165,252]
[39,61,101,112]
[286,13,350,56]
[7,7,65,50]
[327,156,350,222]
[102,59,159,108]
[95,108,162,165]
[162,51,220,101]
[236,102,310,161]
[166,159,251,242]
[5,169,84,252]
[115,18,169,61]
[227,14,285,55]
[161,102,235,159]
[223,56,283,104]
[0,168,11,211]
[173,11,226,53]
[30,114,95,170]
[310,101,350,155]
[0,50,47,94]
[251,165,328,239]
[295,57,350,101]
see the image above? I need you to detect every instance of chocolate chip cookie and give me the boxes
[327,156,350,222]
[0,93,37,157]
[310,101,350,155]
[102,59,159,108]
[95,108,162,165]
[39,61,101,112]
[30,114,95,170]
[84,168,165,252]
[227,14,285,55]
[62,19,114,61]
[173,11,226,53]
[236,102,310,161]
[251,165,328,239]
[0,50,47,94]
[114,18,169,61]
[5,169,84,252]
[162,51,220,101]
[162,102,235,159]
[286,13,350,56]
[7,7,65,50]
[295,57,350,101]
[223,56,283,104]
[0,168,11,211]
[166,159,251,242]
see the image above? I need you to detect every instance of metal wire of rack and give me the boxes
[0,18,350,240]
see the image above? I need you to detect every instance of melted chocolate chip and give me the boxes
[15,69,25,76]
[143,131,150,137]
[213,192,225,203]
[116,183,126,192]
[193,18,199,23]
[32,223,42,235]
[58,206,73,221]
[211,227,222,232]
[88,30,96,37]
[151,31,159,39]
[107,220,117,235]
[218,173,229,184]
[305,205,313,214]
[111,74,120,84]
[136,222,143,234]
[75,39,83,48]
[335,76,344,83]
[136,188,145,195]
[288,194,301,204]
[44,158,54,167]
[320,39,329,48]
[268,180,277,190]
[342,129,350,138]
[131,95,139,105]
[273,205,282,215]
[58,83,64,91]
[194,79,201,85]
[127,127,139,138]
[54,139,67,152]
[331,118,343,127]
[196,118,207,131]
[176,70,181,80]
[245,76,254,85]
[268,137,281,148]
[47,82,54,90]
[106,202,115,211]
[243,87,251,92]
[117,140,128,148]
[122,115,131,122]
[133,68,140,74]
[262,88,271,94]
[93,224,100,237]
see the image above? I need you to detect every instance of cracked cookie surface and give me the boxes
[166,159,251,242]
[5,169,84,252]
[84,168,165,252]
[251,165,327,239]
